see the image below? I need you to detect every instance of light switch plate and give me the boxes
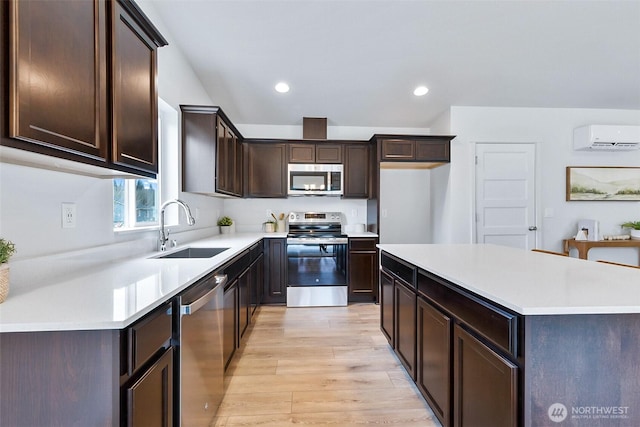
[62,203,76,228]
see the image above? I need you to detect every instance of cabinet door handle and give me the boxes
[528,226,538,231]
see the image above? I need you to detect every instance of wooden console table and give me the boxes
[563,238,640,261]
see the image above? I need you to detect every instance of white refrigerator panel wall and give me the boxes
[380,169,431,244]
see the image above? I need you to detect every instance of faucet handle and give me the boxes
[171,239,178,248]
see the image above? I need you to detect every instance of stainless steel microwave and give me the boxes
[287,164,343,196]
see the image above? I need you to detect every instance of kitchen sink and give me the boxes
[153,247,230,259]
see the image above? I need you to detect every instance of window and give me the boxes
[113,98,179,231]
[113,178,158,229]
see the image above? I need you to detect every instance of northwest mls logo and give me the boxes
[548,403,568,423]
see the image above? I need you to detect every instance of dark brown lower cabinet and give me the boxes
[250,252,264,316]
[394,278,416,379]
[238,268,250,338]
[379,269,394,344]
[0,300,175,427]
[223,280,238,370]
[417,297,451,427]
[453,325,518,427]
[381,251,521,427]
[263,238,287,304]
[125,347,174,427]
[347,237,378,302]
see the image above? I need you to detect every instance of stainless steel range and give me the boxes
[286,212,348,307]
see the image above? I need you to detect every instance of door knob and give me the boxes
[528,226,538,231]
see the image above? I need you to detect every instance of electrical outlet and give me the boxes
[62,203,76,228]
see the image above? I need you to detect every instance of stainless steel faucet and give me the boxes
[159,199,196,251]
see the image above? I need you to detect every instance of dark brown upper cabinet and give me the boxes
[288,143,342,164]
[181,105,243,197]
[378,136,453,163]
[7,0,109,162]
[4,0,166,177]
[245,142,287,198]
[343,143,370,199]
[111,0,163,175]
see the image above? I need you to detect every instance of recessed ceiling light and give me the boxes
[275,82,290,93]
[413,86,429,96]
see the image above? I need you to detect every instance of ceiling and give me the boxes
[151,0,640,129]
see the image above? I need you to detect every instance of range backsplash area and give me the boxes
[223,198,368,232]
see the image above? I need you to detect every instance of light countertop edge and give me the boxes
[0,233,268,333]
[378,243,640,316]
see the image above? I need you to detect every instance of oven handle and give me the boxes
[287,238,348,245]
[181,274,227,315]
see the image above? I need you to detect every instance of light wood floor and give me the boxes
[212,304,441,426]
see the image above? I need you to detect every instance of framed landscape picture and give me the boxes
[566,167,640,201]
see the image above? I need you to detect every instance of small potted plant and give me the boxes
[0,238,17,303]
[621,221,640,240]
[217,216,234,234]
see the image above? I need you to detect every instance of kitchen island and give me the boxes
[378,243,640,427]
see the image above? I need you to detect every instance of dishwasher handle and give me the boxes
[181,274,227,315]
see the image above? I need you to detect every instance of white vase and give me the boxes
[631,229,640,240]
[220,225,231,234]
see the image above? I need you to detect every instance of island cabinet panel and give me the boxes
[246,143,287,198]
[379,269,395,344]
[380,250,523,427]
[418,269,519,357]
[394,277,417,379]
[381,252,418,377]
[343,143,370,199]
[525,314,640,427]
[417,297,452,427]
[453,325,518,427]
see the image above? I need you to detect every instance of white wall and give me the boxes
[432,106,640,263]
[379,169,431,243]
[0,1,221,280]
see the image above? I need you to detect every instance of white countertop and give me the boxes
[0,233,267,333]
[378,243,640,316]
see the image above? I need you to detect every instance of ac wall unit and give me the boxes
[573,125,640,151]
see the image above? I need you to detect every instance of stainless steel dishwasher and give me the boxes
[179,272,227,426]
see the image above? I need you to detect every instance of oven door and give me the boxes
[286,238,347,306]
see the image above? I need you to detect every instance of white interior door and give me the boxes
[475,143,536,250]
